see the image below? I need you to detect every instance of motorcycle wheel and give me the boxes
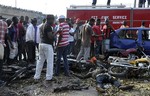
[108,66,128,77]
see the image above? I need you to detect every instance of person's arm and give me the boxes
[110,24,115,32]
[6,33,14,49]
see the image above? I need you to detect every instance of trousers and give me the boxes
[34,43,54,80]
[76,46,90,61]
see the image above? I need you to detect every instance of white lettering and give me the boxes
[101,16,109,20]
[91,16,98,20]
[112,21,122,24]
[113,16,127,20]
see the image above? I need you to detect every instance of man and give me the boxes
[68,23,75,55]
[102,18,115,39]
[119,21,129,38]
[23,16,30,30]
[18,16,26,61]
[120,21,129,28]
[140,21,148,40]
[0,16,8,86]
[34,15,55,81]
[76,18,95,61]
[92,19,102,56]
[8,16,19,64]
[55,15,70,76]
[26,18,37,64]
[73,19,83,56]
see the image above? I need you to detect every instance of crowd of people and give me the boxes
[0,13,148,86]
[0,13,116,86]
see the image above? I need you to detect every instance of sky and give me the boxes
[0,0,138,16]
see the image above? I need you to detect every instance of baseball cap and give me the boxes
[59,15,65,19]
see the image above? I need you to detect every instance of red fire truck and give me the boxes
[67,5,150,29]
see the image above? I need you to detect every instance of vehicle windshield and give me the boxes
[118,29,138,40]
[118,29,150,41]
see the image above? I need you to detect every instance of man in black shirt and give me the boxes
[34,15,55,81]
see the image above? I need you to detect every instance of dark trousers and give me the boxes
[0,60,3,79]
[92,0,97,5]
[18,40,26,61]
[26,41,36,63]
[96,74,121,89]
[55,45,69,75]
[4,42,9,64]
[107,0,111,6]
[90,43,95,57]
[68,42,74,55]
[94,40,102,56]
[74,40,81,56]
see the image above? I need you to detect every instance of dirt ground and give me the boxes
[0,72,150,96]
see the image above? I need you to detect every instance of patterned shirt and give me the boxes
[0,20,8,45]
[58,22,70,47]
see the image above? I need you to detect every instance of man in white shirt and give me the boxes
[26,18,37,64]
[68,26,75,55]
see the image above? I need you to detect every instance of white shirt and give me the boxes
[26,24,36,42]
[68,28,75,42]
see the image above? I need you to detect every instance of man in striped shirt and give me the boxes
[55,15,70,76]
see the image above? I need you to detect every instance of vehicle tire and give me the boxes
[108,66,128,77]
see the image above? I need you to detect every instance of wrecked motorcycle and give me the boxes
[108,54,150,77]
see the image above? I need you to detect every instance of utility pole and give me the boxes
[134,0,137,8]
[15,0,17,7]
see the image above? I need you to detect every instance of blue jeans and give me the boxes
[55,45,69,76]
[92,0,97,5]
[68,42,74,55]
[94,40,102,56]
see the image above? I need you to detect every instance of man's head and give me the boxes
[12,16,18,25]
[123,21,127,26]
[105,18,109,25]
[42,18,46,23]
[31,18,37,26]
[96,19,101,25]
[66,18,71,24]
[6,19,12,27]
[20,16,24,23]
[89,18,95,26]
[25,16,29,22]
[141,21,145,26]
[46,14,55,25]
[58,15,65,23]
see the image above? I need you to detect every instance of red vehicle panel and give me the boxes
[67,7,150,29]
